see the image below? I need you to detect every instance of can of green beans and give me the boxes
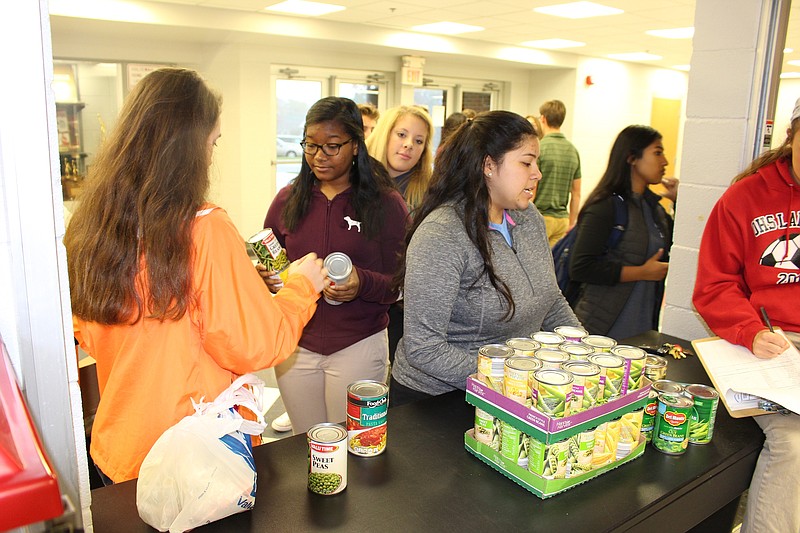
[499,420,530,468]
[248,228,290,283]
[307,423,347,495]
[477,344,514,393]
[560,342,594,361]
[554,325,588,343]
[562,360,601,413]
[587,353,626,400]
[684,384,719,445]
[503,356,542,406]
[652,393,693,455]
[534,348,570,369]
[530,331,565,349]
[582,335,617,353]
[474,407,501,451]
[611,345,647,394]
[644,354,669,382]
[534,368,573,418]
[506,337,541,356]
[643,380,685,442]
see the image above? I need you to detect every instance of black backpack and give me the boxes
[552,194,627,306]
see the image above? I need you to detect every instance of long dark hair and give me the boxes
[66,67,221,324]
[580,125,662,216]
[396,110,536,320]
[732,116,799,183]
[282,96,392,239]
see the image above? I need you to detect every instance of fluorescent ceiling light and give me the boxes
[672,64,691,71]
[780,72,800,79]
[607,52,662,61]
[265,0,345,16]
[520,38,585,49]
[788,60,800,67]
[411,21,484,35]
[534,1,623,19]
[785,48,794,54]
[646,27,694,39]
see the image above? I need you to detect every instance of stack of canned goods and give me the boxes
[644,379,720,454]
[307,379,390,495]
[473,328,653,421]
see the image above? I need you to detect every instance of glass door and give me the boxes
[274,78,324,191]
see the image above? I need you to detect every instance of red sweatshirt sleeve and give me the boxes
[693,196,765,351]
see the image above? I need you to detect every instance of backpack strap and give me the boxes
[607,194,627,249]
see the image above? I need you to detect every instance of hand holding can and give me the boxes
[323,252,355,305]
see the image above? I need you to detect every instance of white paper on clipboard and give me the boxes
[693,330,800,416]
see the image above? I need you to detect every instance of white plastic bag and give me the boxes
[136,374,268,532]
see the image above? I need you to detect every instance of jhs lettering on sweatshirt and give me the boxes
[753,210,800,284]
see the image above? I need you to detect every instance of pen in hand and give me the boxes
[760,306,775,333]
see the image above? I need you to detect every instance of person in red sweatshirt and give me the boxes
[693,98,800,533]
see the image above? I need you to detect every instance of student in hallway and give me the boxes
[66,68,326,483]
[534,99,582,246]
[693,98,800,533]
[569,125,675,339]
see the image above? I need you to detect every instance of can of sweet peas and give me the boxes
[307,423,348,495]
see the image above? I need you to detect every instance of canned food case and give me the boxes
[465,374,651,444]
[464,374,650,498]
[465,429,646,499]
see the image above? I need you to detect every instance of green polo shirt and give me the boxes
[534,133,581,218]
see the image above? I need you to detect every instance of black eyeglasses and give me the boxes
[299,139,353,157]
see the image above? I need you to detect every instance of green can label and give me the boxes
[686,384,719,445]
[652,393,693,455]
[641,390,659,442]
[474,407,500,451]
[499,421,530,469]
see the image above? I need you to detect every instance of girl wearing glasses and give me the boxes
[259,96,409,434]
[390,111,580,405]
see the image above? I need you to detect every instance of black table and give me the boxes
[91,332,764,532]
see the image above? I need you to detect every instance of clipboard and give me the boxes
[691,336,776,418]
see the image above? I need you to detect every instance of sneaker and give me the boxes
[271,411,292,432]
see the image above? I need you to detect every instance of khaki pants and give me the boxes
[275,329,389,435]
[542,215,570,247]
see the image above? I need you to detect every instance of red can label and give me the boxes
[346,380,388,456]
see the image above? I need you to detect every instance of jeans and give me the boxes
[742,411,800,533]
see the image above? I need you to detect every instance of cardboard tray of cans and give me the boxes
[465,374,651,443]
[464,374,651,498]
[464,429,646,498]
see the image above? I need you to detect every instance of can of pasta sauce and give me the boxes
[308,423,348,495]
[684,384,719,445]
[346,380,389,456]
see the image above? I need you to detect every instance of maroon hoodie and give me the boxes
[264,184,409,355]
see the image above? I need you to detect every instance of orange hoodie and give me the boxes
[74,205,318,483]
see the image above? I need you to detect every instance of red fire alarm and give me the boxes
[585,75,594,86]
